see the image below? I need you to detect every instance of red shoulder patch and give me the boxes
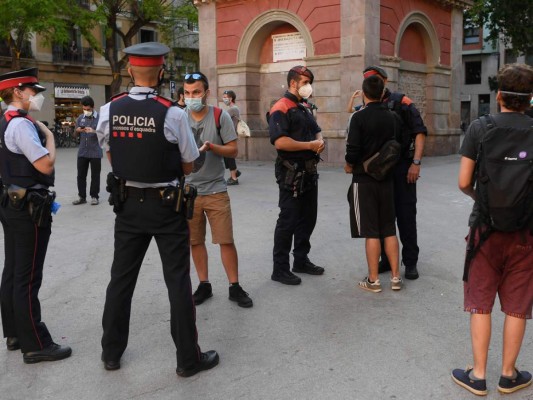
[110,92,129,102]
[4,110,32,123]
[270,97,297,114]
[153,96,172,108]
[401,96,413,106]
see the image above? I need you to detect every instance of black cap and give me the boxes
[0,68,46,92]
[363,66,388,80]
[123,42,170,67]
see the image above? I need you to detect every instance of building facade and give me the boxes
[195,0,472,163]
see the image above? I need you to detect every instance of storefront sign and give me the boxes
[272,32,306,62]
[54,85,90,99]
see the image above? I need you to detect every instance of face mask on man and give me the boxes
[298,83,313,100]
[83,110,93,117]
[185,97,205,112]
[222,98,230,106]
[28,93,45,112]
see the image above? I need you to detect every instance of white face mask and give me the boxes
[28,93,45,112]
[185,97,205,112]
[222,98,230,106]
[83,110,93,117]
[298,83,313,99]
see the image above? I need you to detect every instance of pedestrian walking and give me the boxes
[222,89,241,185]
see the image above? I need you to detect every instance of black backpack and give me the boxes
[463,114,533,280]
[387,92,414,158]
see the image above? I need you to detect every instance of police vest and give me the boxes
[0,110,54,188]
[109,95,183,182]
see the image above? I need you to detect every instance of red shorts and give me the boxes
[464,229,533,319]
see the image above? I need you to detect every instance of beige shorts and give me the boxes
[188,191,234,245]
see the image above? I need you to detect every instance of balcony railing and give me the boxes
[52,45,94,66]
[0,41,33,59]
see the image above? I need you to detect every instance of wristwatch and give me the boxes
[412,159,421,165]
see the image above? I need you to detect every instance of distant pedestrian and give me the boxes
[177,86,186,110]
[72,96,102,205]
[452,63,533,396]
[222,90,241,185]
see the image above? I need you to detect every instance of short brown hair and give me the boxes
[497,63,533,112]
[0,88,15,105]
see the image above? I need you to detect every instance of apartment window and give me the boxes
[505,49,517,65]
[463,17,480,44]
[465,61,482,85]
[140,29,156,43]
[188,20,199,32]
[478,94,490,116]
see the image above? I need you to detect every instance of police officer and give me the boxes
[97,42,218,376]
[362,66,428,280]
[0,68,72,363]
[269,65,326,285]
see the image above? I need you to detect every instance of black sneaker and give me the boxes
[6,337,20,351]
[405,265,419,280]
[176,350,219,377]
[72,197,87,205]
[229,284,253,308]
[378,259,391,274]
[292,259,324,275]
[451,367,487,396]
[497,369,532,394]
[193,282,213,305]
[23,343,72,364]
[271,270,302,285]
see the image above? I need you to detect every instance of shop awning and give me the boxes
[54,84,90,99]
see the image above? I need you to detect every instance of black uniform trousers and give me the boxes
[381,158,419,267]
[273,184,318,273]
[0,201,54,352]
[101,192,201,368]
[77,157,101,199]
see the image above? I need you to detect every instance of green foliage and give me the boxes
[467,0,533,56]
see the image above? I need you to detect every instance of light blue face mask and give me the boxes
[185,97,205,112]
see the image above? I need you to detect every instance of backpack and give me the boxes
[474,114,533,232]
[463,114,533,281]
[387,92,414,158]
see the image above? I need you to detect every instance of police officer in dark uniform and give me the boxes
[0,68,72,363]
[97,42,218,376]
[269,66,326,285]
[362,66,428,280]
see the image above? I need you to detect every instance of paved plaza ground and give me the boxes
[0,148,531,400]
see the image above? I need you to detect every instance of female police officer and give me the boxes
[0,68,71,363]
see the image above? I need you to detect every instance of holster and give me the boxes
[106,172,126,213]
[27,190,55,228]
[275,157,318,198]
[7,186,28,210]
[183,183,197,220]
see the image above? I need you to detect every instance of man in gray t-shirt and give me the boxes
[222,90,241,185]
[184,72,253,308]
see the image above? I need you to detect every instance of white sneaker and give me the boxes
[91,198,99,205]
[391,276,403,291]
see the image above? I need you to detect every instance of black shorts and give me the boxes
[348,180,396,238]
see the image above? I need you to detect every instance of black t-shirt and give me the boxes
[345,102,401,182]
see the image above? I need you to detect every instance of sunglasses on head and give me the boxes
[184,73,202,80]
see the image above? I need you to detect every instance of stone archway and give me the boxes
[237,9,315,65]
[388,11,456,155]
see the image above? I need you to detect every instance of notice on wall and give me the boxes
[272,32,306,62]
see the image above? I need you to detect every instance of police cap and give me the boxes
[0,68,46,92]
[123,42,170,67]
[363,66,388,80]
